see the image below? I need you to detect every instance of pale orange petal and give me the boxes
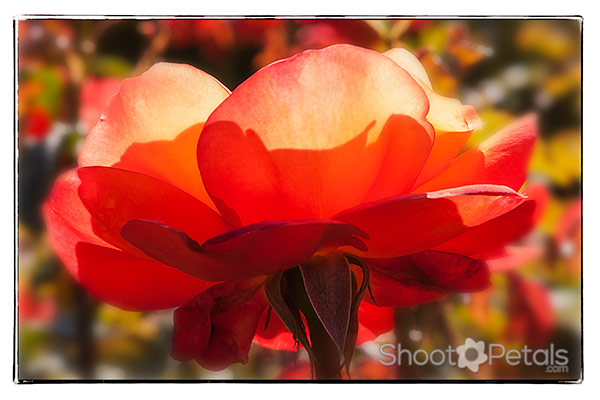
[79,63,229,208]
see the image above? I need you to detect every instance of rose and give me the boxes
[44,44,540,378]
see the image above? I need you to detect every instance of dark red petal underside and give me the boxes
[364,250,490,307]
[121,219,367,282]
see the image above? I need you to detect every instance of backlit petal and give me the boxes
[80,63,229,207]
[356,301,394,344]
[335,184,526,258]
[198,44,433,226]
[415,114,537,193]
[383,48,483,189]
[384,48,482,133]
[433,184,548,255]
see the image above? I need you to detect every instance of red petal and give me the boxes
[80,63,229,208]
[45,167,230,255]
[415,114,537,193]
[121,219,368,282]
[172,280,267,370]
[171,290,212,362]
[433,184,548,255]
[43,167,230,310]
[356,301,394,344]
[43,209,210,310]
[335,184,525,258]
[198,44,433,226]
[364,251,490,307]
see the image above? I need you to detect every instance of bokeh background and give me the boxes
[16,18,581,381]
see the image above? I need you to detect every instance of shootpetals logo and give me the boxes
[379,338,569,374]
[456,338,488,372]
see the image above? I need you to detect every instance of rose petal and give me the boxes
[415,114,537,193]
[364,250,490,307]
[433,184,548,255]
[335,184,526,258]
[80,63,229,207]
[172,280,267,370]
[43,206,211,310]
[198,44,433,226]
[121,219,368,282]
[356,301,394,344]
[411,129,473,190]
[383,48,432,88]
[43,167,230,310]
[384,48,482,133]
[44,166,231,256]
[383,48,483,189]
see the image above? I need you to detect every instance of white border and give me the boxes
[3,1,597,399]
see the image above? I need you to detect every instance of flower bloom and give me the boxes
[44,44,541,377]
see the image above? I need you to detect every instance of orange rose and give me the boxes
[44,45,540,378]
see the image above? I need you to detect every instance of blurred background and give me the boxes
[16,18,581,380]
